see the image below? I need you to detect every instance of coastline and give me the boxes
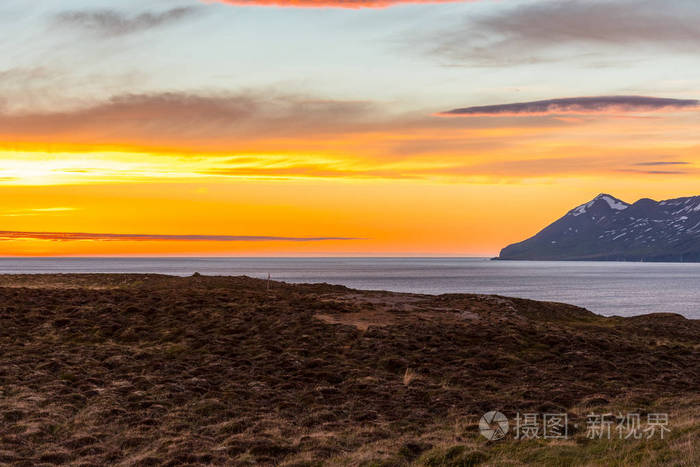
[493,256,700,262]
[1,260,700,319]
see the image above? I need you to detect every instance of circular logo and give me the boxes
[479,411,509,441]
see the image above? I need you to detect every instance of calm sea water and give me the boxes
[0,257,698,319]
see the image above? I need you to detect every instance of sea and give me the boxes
[0,257,698,319]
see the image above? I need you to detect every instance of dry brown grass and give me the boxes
[0,274,697,466]
[402,368,420,386]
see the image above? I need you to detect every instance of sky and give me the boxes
[1,0,700,256]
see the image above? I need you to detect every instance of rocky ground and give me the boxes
[0,274,698,466]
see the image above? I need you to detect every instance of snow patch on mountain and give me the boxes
[600,195,629,211]
[569,194,629,217]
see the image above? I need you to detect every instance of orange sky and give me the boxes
[2,106,700,256]
[2,137,699,257]
[2,0,700,256]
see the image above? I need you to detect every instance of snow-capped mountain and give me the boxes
[498,193,700,261]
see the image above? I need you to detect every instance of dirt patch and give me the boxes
[315,311,398,330]
[314,309,475,331]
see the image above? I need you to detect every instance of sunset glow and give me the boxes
[2,0,700,256]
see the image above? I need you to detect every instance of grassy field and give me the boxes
[0,274,697,466]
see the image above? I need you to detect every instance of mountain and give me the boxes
[498,193,700,261]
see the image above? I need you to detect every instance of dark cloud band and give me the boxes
[0,231,361,242]
[440,96,700,117]
[634,161,691,166]
[618,169,689,175]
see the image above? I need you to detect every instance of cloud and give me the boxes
[440,96,700,117]
[0,92,381,151]
[2,207,78,217]
[203,165,423,180]
[633,161,691,166]
[208,0,462,8]
[0,231,361,242]
[54,7,198,36]
[426,0,700,65]
[618,169,689,175]
[1,90,575,155]
[3,89,698,184]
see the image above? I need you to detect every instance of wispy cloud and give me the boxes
[2,207,78,217]
[0,90,574,154]
[618,169,690,175]
[208,0,463,8]
[633,161,691,166]
[0,231,362,242]
[0,91,382,151]
[440,96,700,117]
[2,90,699,184]
[54,7,198,36]
[424,0,700,65]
